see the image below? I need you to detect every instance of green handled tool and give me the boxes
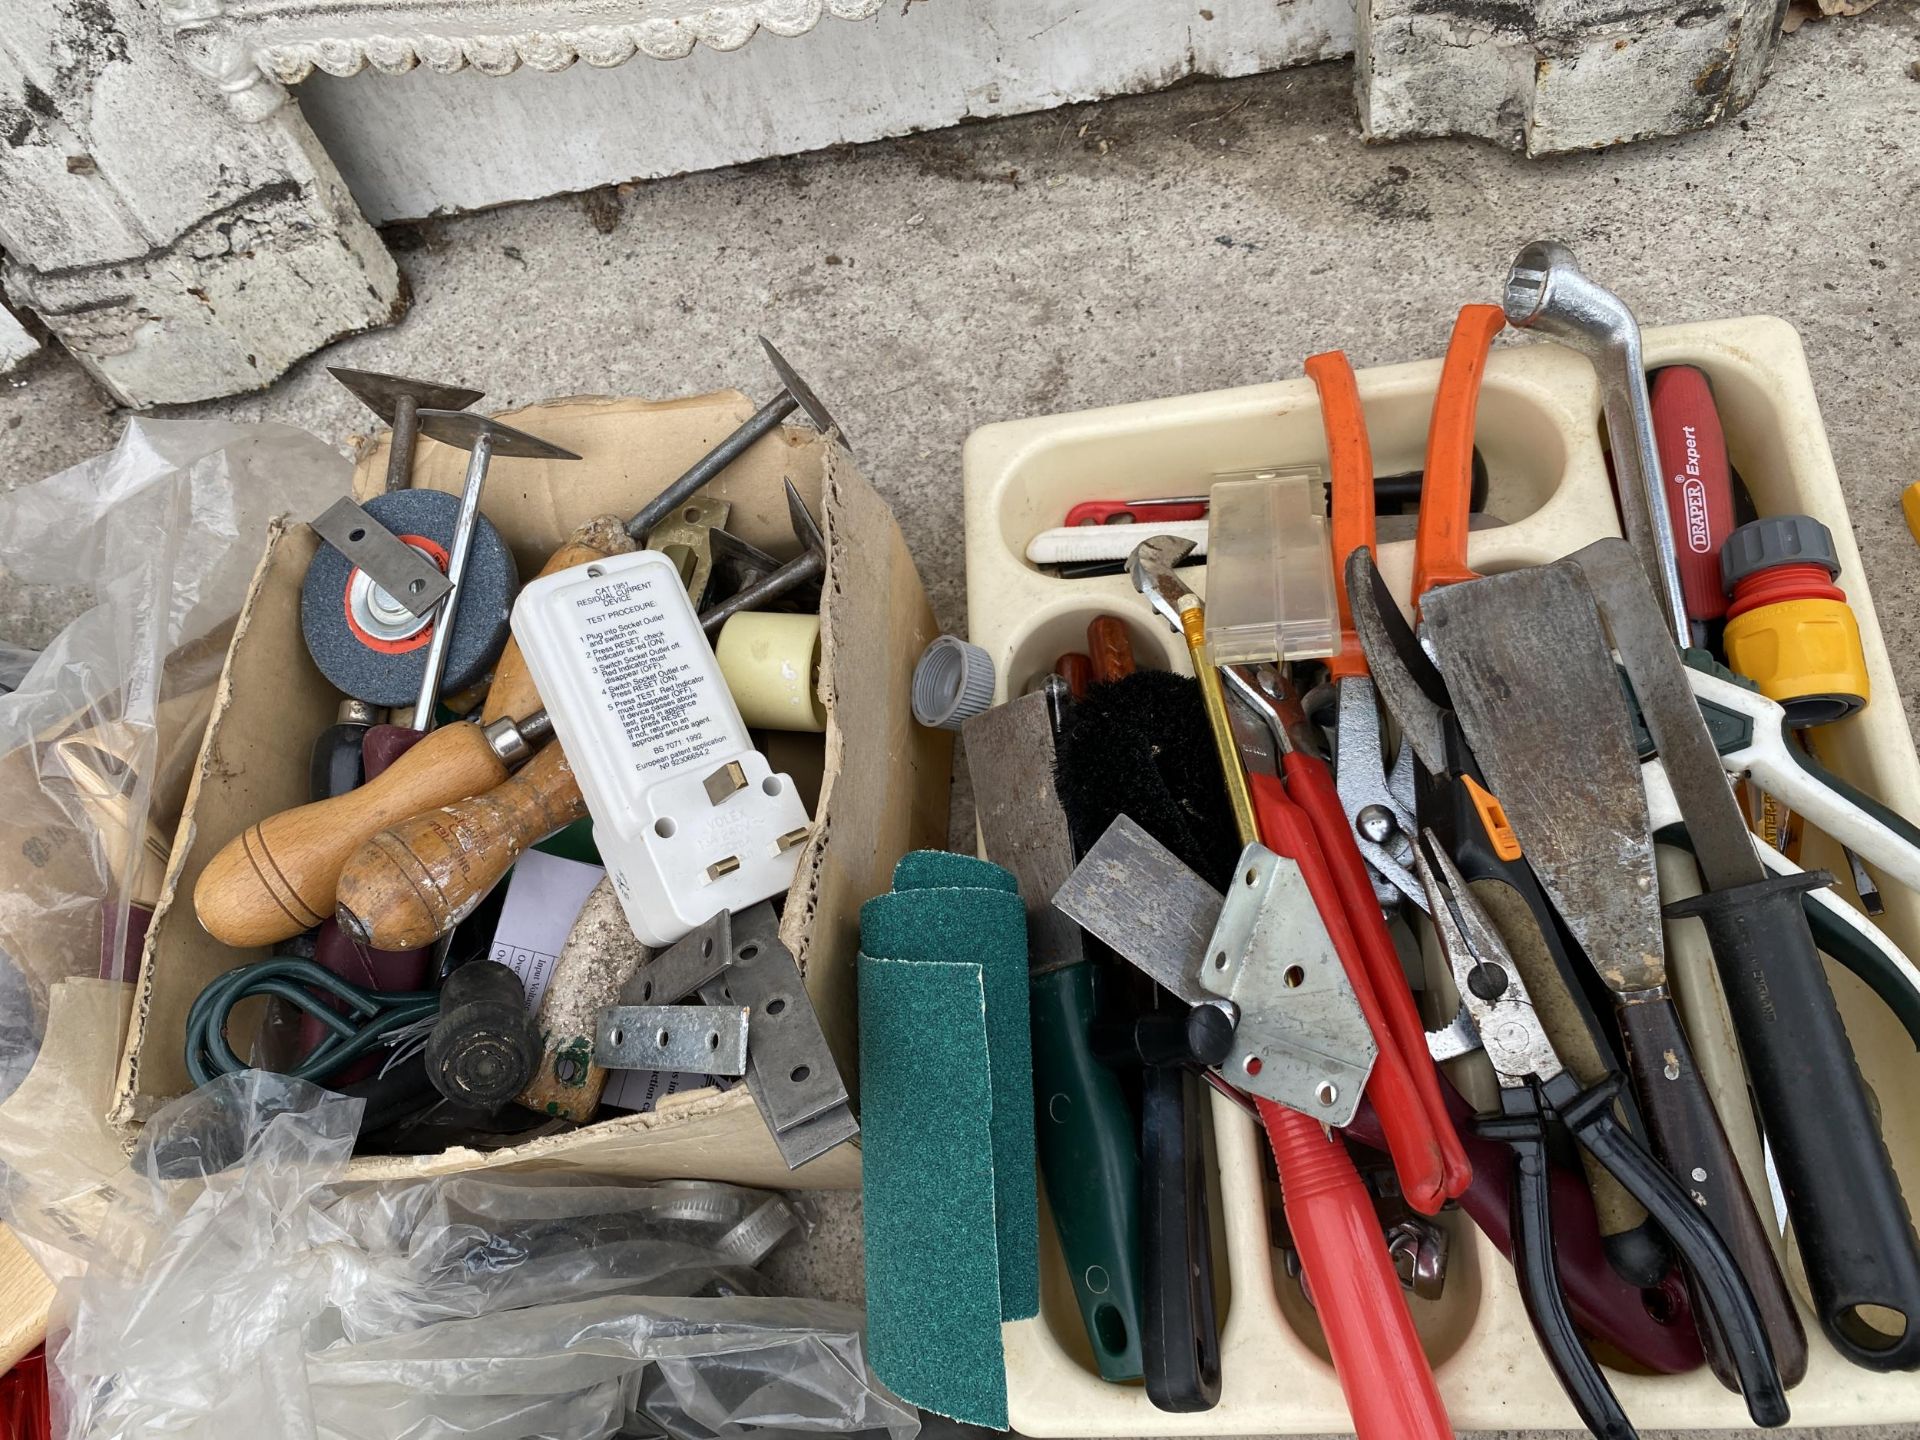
[964,683,1145,1383]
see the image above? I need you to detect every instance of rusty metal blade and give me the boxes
[1421,563,1666,994]
[1052,815,1220,1007]
[963,690,1088,978]
[1345,548,1449,775]
[1570,539,1768,891]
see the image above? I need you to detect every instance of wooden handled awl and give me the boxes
[193,710,551,947]
[335,741,589,950]
[480,515,635,725]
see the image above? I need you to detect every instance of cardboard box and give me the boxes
[114,391,951,1187]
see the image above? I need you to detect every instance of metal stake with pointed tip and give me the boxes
[626,338,849,543]
[328,368,486,494]
[699,480,826,635]
[409,411,580,730]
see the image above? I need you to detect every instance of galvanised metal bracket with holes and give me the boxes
[594,900,858,1168]
[308,496,452,617]
[594,1004,750,1074]
[1052,815,1376,1125]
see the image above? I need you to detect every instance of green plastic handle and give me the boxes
[1030,963,1145,1382]
[1786,741,1920,857]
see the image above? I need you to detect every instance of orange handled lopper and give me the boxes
[1257,1097,1455,1440]
[1224,691,1453,1440]
[1122,534,1452,1440]
[1301,348,1473,1205]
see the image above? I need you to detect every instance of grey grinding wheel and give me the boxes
[300,488,518,707]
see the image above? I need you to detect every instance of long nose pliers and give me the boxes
[1412,829,1789,1440]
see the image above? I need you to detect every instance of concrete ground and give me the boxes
[4,5,1920,1437]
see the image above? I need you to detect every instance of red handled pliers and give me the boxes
[1222,663,1472,1214]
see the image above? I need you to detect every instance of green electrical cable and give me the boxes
[184,957,441,1087]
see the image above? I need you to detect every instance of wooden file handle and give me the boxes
[335,743,588,951]
[193,721,515,947]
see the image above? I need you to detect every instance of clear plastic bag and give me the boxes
[0,420,347,1258]
[53,1072,915,1440]
[0,641,38,694]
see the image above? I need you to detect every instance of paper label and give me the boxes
[487,850,608,1010]
[570,568,731,778]
[489,850,733,1114]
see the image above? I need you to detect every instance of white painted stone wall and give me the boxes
[0,0,399,407]
[0,0,1789,403]
[294,0,1355,222]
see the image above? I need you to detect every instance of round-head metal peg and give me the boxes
[414,411,583,462]
[760,336,851,454]
[330,368,486,493]
[783,477,826,559]
[328,367,485,424]
[695,480,827,636]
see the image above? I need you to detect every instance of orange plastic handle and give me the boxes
[1305,351,1375,683]
[1259,1099,1455,1440]
[1412,305,1506,611]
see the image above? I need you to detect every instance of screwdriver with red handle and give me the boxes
[1201,666,1453,1440]
[1649,365,1736,648]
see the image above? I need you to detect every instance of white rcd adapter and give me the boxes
[510,548,814,947]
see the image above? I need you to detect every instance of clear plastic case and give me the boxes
[1201,468,1338,664]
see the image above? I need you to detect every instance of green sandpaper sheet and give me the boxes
[859,957,1006,1428]
[858,852,1039,1429]
[890,849,1017,895]
[870,854,1037,1315]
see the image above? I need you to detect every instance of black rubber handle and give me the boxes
[1653,818,1920,1052]
[1139,1061,1222,1413]
[1559,1074,1788,1426]
[1616,994,1808,1389]
[1031,965,1146,1382]
[1669,872,1920,1370]
[1480,1088,1637,1440]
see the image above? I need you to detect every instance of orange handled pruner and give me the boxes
[1308,350,1376,686]
[1412,304,1506,613]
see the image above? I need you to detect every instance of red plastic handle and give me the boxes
[1347,1090,1705,1376]
[1053,653,1094,700]
[1064,498,1209,526]
[1281,752,1472,1202]
[361,722,428,780]
[1248,770,1450,1214]
[1086,616,1137,685]
[1259,1099,1454,1440]
[1650,366,1735,623]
